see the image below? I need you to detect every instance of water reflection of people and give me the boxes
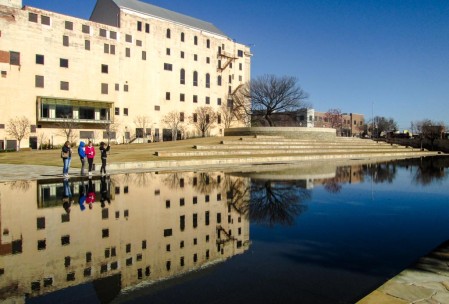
[78,179,87,211]
[86,178,96,209]
[62,178,74,213]
[100,175,111,208]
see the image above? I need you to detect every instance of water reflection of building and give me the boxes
[0,172,250,302]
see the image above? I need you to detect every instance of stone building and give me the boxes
[0,0,251,149]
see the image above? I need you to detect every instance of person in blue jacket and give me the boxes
[78,141,86,176]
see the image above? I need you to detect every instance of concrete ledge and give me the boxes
[224,127,336,140]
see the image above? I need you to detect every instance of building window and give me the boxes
[101,64,108,74]
[164,63,173,71]
[60,58,69,68]
[206,39,210,48]
[238,50,244,57]
[180,93,185,102]
[63,35,69,46]
[82,24,90,34]
[194,36,198,45]
[35,75,44,88]
[180,32,185,42]
[154,106,160,111]
[193,95,198,103]
[99,28,107,37]
[136,40,142,47]
[145,23,150,33]
[166,29,171,38]
[217,75,222,86]
[104,44,109,54]
[125,34,132,43]
[205,96,210,104]
[180,112,184,122]
[193,71,198,86]
[40,15,50,25]
[29,12,38,22]
[124,108,128,116]
[217,98,221,105]
[85,40,90,50]
[142,51,146,60]
[110,31,117,39]
[166,48,171,55]
[126,48,130,57]
[115,107,120,115]
[239,63,243,70]
[115,83,119,91]
[101,83,108,94]
[193,113,197,123]
[36,54,44,65]
[206,57,210,64]
[205,73,210,88]
[180,51,184,59]
[65,21,73,30]
[124,84,129,92]
[60,81,69,91]
[194,54,198,61]
[217,114,221,124]
[166,92,170,100]
[137,21,142,31]
[180,69,185,84]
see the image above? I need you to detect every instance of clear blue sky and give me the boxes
[23,0,449,130]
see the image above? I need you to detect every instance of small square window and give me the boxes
[126,34,132,43]
[28,12,38,23]
[60,81,69,91]
[154,105,160,111]
[136,40,142,47]
[60,58,69,68]
[82,24,90,34]
[36,54,44,65]
[101,83,108,94]
[101,64,108,73]
[124,84,129,92]
[99,28,107,37]
[65,21,73,30]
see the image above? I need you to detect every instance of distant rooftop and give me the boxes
[112,0,227,37]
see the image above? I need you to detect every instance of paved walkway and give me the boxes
[358,240,449,304]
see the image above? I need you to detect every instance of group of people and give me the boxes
[61,140,110,177]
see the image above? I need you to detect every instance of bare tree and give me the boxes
[237,74,309,126]
[189,106,217,137]
[6,116,30,150]
[369,116,398,138]
[100,119,120,144]
[324,108,343,134]
[134,115,151,143]
[411,119,445,150]
[37,132,47,150]
[56,115,79,143]
[218,104,235,129]
[162,111,183,141]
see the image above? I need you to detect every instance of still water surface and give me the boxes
[1,156,449,303]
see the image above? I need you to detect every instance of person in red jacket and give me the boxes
[85,141,96,176]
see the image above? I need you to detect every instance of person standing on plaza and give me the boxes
[61,141,72,178]
[78,141,86,176]
[85,141,96,176]
[99,141,110,175]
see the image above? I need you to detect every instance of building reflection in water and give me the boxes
[1,157,448,302]
[0,171,250,302]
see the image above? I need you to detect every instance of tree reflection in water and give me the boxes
[244,180,310,227]
[413,157,449,185]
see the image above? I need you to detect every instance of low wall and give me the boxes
[224,127,336,140]
[386,138,449,153]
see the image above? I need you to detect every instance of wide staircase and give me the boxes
[154,135,441,164]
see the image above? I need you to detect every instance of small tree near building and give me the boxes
[6,116,30,151]
[162,111,184,141]
[189,106,217,137]
[411,119,445,150]
[324,108,343,135]
[134,115,151,143]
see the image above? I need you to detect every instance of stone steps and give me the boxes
[154,136,437,161]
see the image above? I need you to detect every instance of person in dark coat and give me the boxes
[99,141,111,175]
[61,141,72,178]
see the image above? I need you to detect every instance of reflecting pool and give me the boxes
[1,156,449,303]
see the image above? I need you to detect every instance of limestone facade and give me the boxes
[0,0,251,149]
